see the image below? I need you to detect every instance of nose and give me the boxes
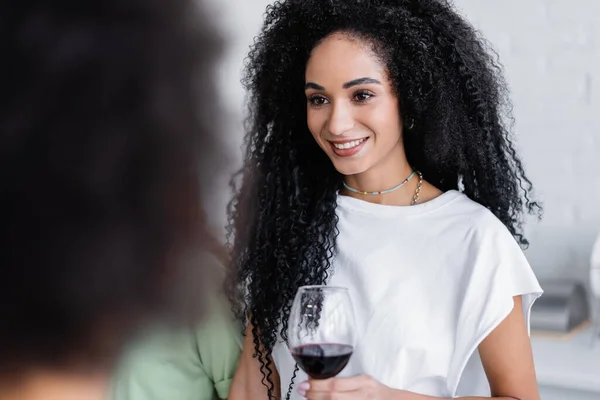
[327,102,355,136]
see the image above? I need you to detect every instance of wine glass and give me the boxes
[288,285,356,380]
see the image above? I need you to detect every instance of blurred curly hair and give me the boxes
[0,0,224,376]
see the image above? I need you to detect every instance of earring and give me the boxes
[406,118,415,130]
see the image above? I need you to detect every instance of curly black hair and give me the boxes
[0,0,224,376]
[227,0,541,397]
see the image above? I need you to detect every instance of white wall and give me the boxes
[201,0,272,236]
[207,0,600,282]
[453,0,600,282]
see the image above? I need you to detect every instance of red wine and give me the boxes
[291,343,353,379]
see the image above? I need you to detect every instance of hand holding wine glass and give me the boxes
[297,374,406,400]
[289,286,402,400]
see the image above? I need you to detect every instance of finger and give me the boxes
[304,389,361,400]
[305,375,371,392]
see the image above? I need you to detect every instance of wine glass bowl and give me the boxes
[288,285,356,379]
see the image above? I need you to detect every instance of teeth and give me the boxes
[333,138,365,150]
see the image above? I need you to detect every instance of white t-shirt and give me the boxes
[272,190,543,399]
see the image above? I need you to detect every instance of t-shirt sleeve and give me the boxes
[193,298,243,399]
[110,307,243,400]
[110,328,216,400]
[110,252,242,400]
[445,217,543,397]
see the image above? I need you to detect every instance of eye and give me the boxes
[307,95,329,108]
[353,90,374,103]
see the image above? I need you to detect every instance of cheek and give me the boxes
[306,110,326,141]
[364,103,402,141]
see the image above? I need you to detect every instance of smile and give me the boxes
[331,138,367,149]
[328,137,369,157]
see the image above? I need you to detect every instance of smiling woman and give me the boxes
[227,1,543,400]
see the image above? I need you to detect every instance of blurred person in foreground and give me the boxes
[0,0,226,399]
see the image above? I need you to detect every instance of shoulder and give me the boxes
[435,192,518,243]
[194,252,243,351]
[426,193,537,290]
[441,194,542,298]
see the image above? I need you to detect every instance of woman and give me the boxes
[227,1,543,400]
[111,248,242,400]
[0,0,225,398]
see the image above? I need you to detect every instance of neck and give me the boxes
[342,143,416,206]
[0,370,108,400]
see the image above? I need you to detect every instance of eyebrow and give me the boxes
[304,82,325,90]
[343,77,381,89]
[304,77,382,91]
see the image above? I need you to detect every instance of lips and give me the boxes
[328,137,369,157]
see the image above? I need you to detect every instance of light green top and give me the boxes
[110,257,242,400]
[111,303,242,400]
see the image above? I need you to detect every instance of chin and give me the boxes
[330,159,370,176]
